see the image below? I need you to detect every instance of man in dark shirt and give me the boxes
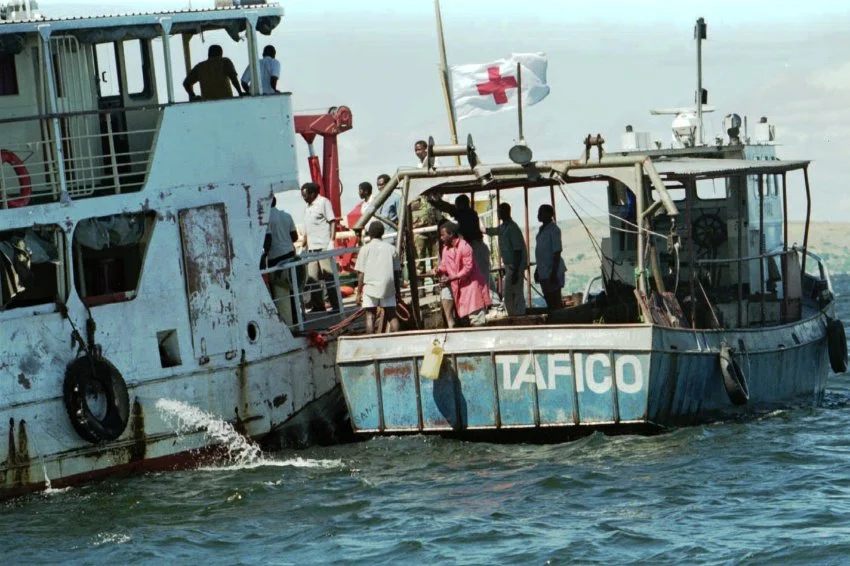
[183,45,242,101]
[427,194,499,304]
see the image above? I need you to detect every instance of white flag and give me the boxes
[450,52,550,121]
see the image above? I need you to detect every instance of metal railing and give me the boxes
[0,106,162,208]
[261,247,356,333]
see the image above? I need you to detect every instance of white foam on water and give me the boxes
[198,456,345,472]
[155,399,347,474]
[91,532,131,547]
[155,398,262,466]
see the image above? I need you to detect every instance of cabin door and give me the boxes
[178,204,239,361]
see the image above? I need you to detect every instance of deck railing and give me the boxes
[0,105,162,208]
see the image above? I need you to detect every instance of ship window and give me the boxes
[0,54,19,96]
[95,42,121,98]
[0,226,67,312]
[696,178,728,200]
[123,39,152,99]
[651,183,685,203]
[72,211,156,307]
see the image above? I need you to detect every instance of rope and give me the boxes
[324,300,412,335]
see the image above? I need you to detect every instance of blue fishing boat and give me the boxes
[336,19,847,438]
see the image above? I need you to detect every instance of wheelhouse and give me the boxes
[0,2,283,207]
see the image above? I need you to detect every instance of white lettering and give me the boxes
[615,355,644,394]
[585,353,612,394]
[547,353,572,390]
[497,355,519,390]
[574,353,585,392]
[512,355,539,390]
[496,352,644,395]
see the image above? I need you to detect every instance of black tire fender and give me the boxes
[63,355,130,443]
[827,319,848,374]
[719,344,749,406]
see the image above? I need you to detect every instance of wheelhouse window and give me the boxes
[123,39,153,99]
[0,226,67,311]
[72,211,156,307]
[0,54,19,96]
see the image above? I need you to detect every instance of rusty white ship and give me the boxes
[0,0,357,497]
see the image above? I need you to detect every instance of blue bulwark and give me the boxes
[339,348,651,434]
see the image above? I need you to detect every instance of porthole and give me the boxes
[247,321,259,343]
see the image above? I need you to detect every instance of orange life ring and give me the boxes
[1,149,32,208]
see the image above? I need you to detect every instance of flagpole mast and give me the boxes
[516,62,524,143]
[434,0,461,166]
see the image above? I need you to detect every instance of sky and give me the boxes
[36,0,850,224]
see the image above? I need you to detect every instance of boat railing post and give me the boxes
[38,24,68,200]
[245,13,261,97]
[759,174,765,324]
[105,112,121,193]
[801,166,812,276]
[290,263,305,333]
[329,254,345,323]
[0,157,7,209]
[634,162,646,295]
[159,18,175,103]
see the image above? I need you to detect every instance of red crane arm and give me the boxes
[293,106,353,219]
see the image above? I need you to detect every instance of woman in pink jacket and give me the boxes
[432,221,491,327]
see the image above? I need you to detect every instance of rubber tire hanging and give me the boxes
[827,319,848,374]
[63,355,130,443]
[719,344,749,406]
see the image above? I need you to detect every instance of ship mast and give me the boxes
[695,17,707,146]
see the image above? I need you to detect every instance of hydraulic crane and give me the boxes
[293,105,353,219]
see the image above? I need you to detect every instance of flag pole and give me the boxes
[516,62,524,143]
[434,0,462,166]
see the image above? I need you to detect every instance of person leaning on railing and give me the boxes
[263,196,301,325]
[301,182,340,313]
[183,44,243,101]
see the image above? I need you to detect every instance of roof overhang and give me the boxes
[0,3,283,52]
[653,158,810,180]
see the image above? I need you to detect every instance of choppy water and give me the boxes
[3,285,850,565]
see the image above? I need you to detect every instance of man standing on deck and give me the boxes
[264,196,299,324]
[427,222,490,328]
[534,204,566,311]
[183,45,242,101]
[301,182,340,313]
[485,203,527,316]
[355,222,402,334]
[426,193,499,307]
[241,45,281,95]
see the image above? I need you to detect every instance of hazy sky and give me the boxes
[40,1,850,223]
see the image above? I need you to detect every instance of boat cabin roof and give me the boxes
[399,156,809,201]
[0,3,282,52]
[653,157,810,180]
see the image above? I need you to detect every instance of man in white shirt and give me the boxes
[264,196,298,323]
[358,181,376,216]
[241,45,281,95]
[355,222,402,334]
[414,139,441,169]
[301,182,340,313]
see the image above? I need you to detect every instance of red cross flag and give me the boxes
[450,52,550,121]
